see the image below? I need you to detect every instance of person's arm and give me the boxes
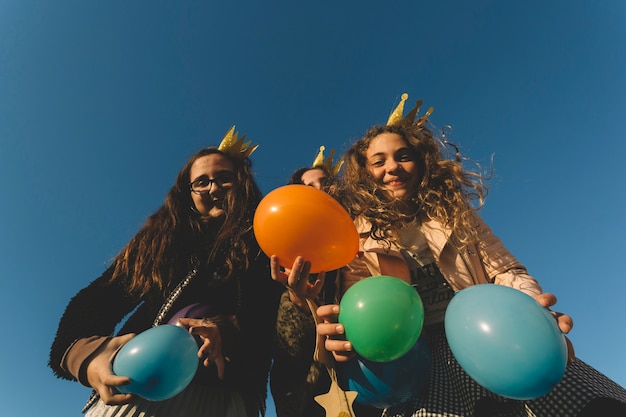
[473,214,542,295]
[269,255,332,415]
[60,336,111,384]
[83,334,136,405]
[474,214,575,360]
[49,265,140,398]
[269,255,323,362]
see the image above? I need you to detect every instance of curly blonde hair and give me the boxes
[337,123,489,249]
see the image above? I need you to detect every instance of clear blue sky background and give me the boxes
[1,1,625,416]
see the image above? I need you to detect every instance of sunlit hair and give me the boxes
[338,123,489,248]
[110,147,263,297]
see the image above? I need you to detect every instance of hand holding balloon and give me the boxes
[254,185,359,273]
[444,285,568,400]
[271,255,324,311]
[112,325,199,401]
[532,292,575,362]
[177,317,226,378]
[316,304,356,363]
[86,333,137,405]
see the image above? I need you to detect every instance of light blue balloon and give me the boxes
[444,284,567,400]
[113,325,199,401]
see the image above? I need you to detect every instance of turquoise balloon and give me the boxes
[113,325,199,401]
[339,276,424,362]
[444,284,568,400]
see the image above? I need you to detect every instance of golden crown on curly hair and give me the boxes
[387,93,433,128]
[217,125,258,159]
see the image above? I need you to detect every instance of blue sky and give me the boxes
[1,1,625,416]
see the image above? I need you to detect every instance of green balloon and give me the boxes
[339,276,424,362]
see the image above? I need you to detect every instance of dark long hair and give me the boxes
[110,147,263,296]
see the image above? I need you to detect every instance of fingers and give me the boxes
[316,321,355,362]
[532,292,574,334]
[100,373,131,387]
[177,317,205,328]
[200,342,226,379]
[318,325,355,362]
[271,256,313,294]
[97,374,134,405]
[86,334,137,405]
[553,312,574,334]
[317,322,344,337]
[315,307,355,362]
[313,270,326,282]
[274,256,327,307]
[287,256,310,290]
[534,292,557,309]
[270,255,288,284]
[326,343,356,362]
[316,304,340,322]
[101,392,134,406]
[308,271,326,292]
[186,320,225,377]
[214,355,226,380]
[197,332,220,362]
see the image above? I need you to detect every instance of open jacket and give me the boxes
[270,212,543,417]
[340,212,542,297]
[49,247,284,413]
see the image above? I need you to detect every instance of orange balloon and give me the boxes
[254,185,359,273]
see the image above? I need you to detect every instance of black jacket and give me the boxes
[49,246,284,411]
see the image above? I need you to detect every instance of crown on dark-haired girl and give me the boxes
[217,125,258,159]
[312,145,344,176]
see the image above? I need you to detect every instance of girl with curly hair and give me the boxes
[313,95,626,417]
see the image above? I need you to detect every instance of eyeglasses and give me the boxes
[189,172,236,194]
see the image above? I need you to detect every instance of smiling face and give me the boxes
[189,153,236,219]
[365,132,420,202]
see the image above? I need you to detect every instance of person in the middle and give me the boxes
[288,145,343,192]
[270,145,373,417]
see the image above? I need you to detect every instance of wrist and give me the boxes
[288,290,310,312]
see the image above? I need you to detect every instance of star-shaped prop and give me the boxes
[314,378,357,417]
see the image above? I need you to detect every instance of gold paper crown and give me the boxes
[312,145,344,176]
[217,125,258,159]
[386,93,433,128]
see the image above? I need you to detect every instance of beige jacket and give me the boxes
[339,213,542,298]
